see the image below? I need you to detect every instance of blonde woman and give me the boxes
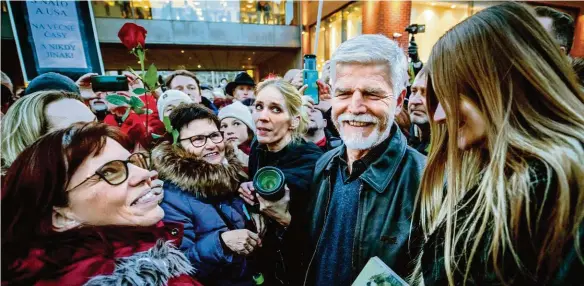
[1,90,95,173]
[414,2,584,285]
[238,78,323,285]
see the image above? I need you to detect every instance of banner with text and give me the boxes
[8,0,103,82]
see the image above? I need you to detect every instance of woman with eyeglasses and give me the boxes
[152,103,261,286]
[1,122,201,286]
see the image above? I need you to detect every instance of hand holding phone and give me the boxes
[303,54,319,104]
[91,76,129,92]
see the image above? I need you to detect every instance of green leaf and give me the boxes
[133,88,147,95]
[172,129,180,145]
[129,96,145,108]
[152,133,162,139]
[144,64,158,90]
[163,116,173,133]
[133,107,145,115]
[106,95,130,106]
[121,108,131,122]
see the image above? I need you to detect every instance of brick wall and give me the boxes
[362,0,412,48]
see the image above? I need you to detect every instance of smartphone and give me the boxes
[303,54,319,104]
[91,76,129,92]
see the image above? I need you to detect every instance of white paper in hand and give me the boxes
[352,257,409,286]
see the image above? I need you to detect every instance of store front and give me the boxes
[410,1,584,62]
[308,1,362,70]
[409,1,472,62]
[91,0,296,25]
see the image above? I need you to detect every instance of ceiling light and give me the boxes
[253,52,255,55]
[181,50,185,53]
[222,18,227,22]
[451,5,456,8]
[176,16,180,20]
[242,65,245,69]
[198,65,201,68]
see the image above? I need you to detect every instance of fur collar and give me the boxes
[84,240,195,286]
[152,142,247,199]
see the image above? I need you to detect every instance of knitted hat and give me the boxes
[218,101,255,132]
[157,90,193,121]
[24,72,80,95]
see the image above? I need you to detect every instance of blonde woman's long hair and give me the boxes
[414,2,584,285]
[255,78,309,143]
[1,90,81,171]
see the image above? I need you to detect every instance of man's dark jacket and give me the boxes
[300,124,426,285]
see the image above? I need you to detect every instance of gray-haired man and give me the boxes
[302,34,426,285]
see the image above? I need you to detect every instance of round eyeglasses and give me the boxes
[179,131,224,148]
[65,153,149,192]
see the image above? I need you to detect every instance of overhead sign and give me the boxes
[8,0,104,82]
[26,1,88,69]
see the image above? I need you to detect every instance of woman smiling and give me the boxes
[152,103,261,285]
[1,122,200,286]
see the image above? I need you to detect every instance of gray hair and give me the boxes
[330,34,408,95]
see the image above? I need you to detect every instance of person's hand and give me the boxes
[298,84,308,96]
[302,95,315,109]
[258,186,291,227]
[231,143,249,166]
[290,70,304,89]
[316,80,332,101]
[76,73,99,101]
[238,181,256,206]
[220,229,261,255]
[314,80,332,112]
[251,213,267,237]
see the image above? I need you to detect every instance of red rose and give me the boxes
[118,23,147,50]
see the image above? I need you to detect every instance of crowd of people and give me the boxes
[1,2,584,286]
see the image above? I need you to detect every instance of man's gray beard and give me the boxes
[335,113,393,151]
[341,123,392,150]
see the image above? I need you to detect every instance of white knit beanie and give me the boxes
[218,101,255,132]
[157,90,193,121]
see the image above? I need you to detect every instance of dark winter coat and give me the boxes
[302,124,426,285]
[248,138,324,284]
[249,138,324,216]
[202,97,219,114]
[152,142,254,286]
[323,129,342,152]
[1,221,200,286]
[420,160,584,285]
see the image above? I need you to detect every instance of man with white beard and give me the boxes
[300,35,426,285]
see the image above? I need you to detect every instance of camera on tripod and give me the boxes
[405,24,426,35]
